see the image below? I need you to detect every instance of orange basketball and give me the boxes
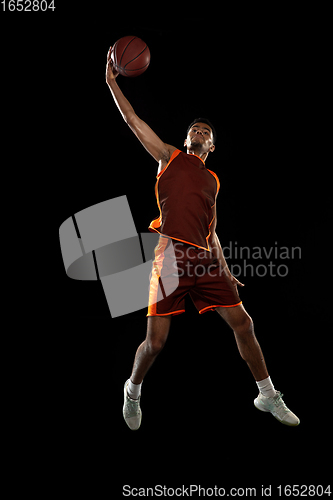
[111,36,150,77]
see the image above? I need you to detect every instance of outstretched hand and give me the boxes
[106,47,119,85]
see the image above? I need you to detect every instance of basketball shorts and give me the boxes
[147,237,242,317]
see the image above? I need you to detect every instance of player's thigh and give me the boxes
[146,315,172,348]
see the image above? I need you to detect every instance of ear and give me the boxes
[184,138,188,147]
[210,144,216,153]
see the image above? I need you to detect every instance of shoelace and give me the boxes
[272,392,291,415]
[125,395,141,417]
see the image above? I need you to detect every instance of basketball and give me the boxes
[110,36,150,77]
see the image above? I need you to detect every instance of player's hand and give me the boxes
[106,46,119,84]
[230,274,245,288]
[223,266,245,288]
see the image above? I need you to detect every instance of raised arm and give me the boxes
[106,47,176,167]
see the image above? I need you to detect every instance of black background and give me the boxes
[3,5,330,496]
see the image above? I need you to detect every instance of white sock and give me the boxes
[127,379,142,400]
[256,376,276,398]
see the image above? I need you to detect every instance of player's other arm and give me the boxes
[210,206,244,287]
[106,47,176,165]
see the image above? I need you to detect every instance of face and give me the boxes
[184,122,215,154]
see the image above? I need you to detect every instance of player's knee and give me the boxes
[146,335,167,356]
[235,314,253,337]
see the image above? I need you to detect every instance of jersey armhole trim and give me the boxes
[157,149,181,178]
[207,168,220,194]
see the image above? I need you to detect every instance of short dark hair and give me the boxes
[187,117,217,144]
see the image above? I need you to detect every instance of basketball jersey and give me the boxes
[148,149,220,251]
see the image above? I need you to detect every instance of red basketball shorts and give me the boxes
[147,237,242,317]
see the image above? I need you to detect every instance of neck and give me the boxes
[187,146,209,162]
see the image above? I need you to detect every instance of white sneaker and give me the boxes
[254,391,300,426]
[123,379,142,430]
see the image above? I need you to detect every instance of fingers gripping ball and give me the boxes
[110,36,150,77]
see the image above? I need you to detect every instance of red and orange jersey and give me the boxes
[149,149,220,251]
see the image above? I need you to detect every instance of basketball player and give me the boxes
[106,47,300,429]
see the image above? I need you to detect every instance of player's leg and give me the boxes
[215,303,268,381]
[123,315,171,430]
[131,315,172,385]
[215,303,300,426]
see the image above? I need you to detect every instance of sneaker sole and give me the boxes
[254,398,300,426]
